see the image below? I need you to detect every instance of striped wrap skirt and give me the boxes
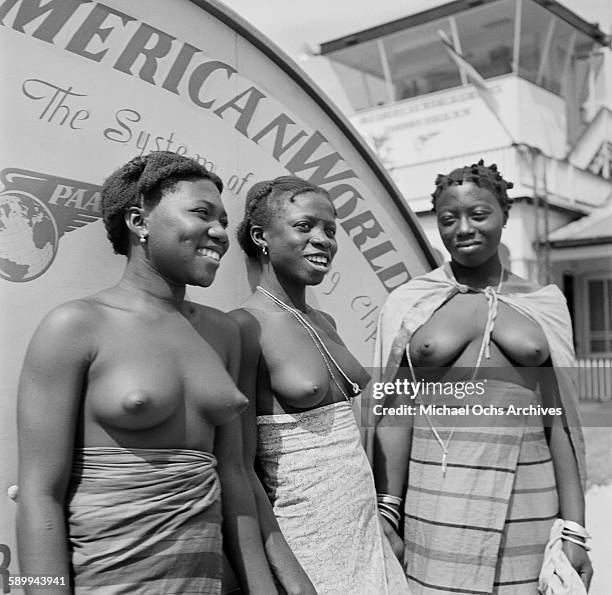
[68,447,223,594]
[404,381,558,595]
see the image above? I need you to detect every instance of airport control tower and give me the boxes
[320,0,612,374]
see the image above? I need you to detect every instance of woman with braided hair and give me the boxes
[372,159,591,594]
[16,151,276,594]
[230,176,409,594]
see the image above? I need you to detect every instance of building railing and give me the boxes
[577,358,612,401]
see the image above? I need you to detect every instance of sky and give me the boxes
[219,0,612,113]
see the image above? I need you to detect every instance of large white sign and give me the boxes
[0,0,435,577]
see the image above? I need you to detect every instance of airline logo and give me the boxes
[0,168,102,282]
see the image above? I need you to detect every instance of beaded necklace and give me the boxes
[256,286,360,402]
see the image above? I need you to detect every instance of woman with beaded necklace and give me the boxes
[230,176,409,594]
[372,160,591,594]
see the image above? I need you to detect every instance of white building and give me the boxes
[318,0,612,384]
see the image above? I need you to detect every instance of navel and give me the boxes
[122,390,151,412]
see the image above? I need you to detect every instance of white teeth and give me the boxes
[197,248,220,261]
[305,255,329,266]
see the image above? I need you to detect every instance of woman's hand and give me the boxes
[562,540,593,590]
[380,515,404,562]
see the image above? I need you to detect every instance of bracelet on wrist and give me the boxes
[559,519,591,551]
[377,493,403,534]
[377,493,403,507]
[378,503,400,522]
[561,520,590,539]
[379,508,400,532]
[561,534,592,551]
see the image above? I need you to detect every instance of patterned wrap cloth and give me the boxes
[368,263,585,595]
[405,381,558,594]
[68,447,222,594]
[257,401,410,594]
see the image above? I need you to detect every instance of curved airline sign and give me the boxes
[0,0,435,575]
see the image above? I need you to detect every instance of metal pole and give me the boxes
[542,160,551,284]
[530,147,542,284]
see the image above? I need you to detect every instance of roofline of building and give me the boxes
[512,195,592,216]
[549,237,612,248]
[320,0,609,55]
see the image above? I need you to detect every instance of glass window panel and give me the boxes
[328,42,389,111]
[382,21,460,100]
[566,36,598,139]
[520,0,596,96]
[608,279,612,322]
[454,0,515,79]
[590,340,607,353]
[568,42,592,103]
[545,17,574,95]
[588,279,605,331]
[519,1,554,86]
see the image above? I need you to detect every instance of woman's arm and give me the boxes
[541,366,592,589]
[229,309,316,595]
[17,302,94,595]
[215,319,277,595]
[372,359,414,559]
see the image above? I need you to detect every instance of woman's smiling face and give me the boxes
[263,191,337,287]
[436,182,506,268]
[144,178,229,287]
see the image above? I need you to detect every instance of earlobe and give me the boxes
[125,206,148,243]
[250,226,267,253]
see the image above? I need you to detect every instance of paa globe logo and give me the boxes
[0,169,102,282]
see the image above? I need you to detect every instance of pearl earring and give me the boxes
[261,245,268,256]
[139,232,148,244]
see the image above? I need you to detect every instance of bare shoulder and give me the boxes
[188,301,240,342]
[229,293,271,331]
[315,309,337,330]
[24,296,104,367]
[228,307,263,359]
[34,296,101,340]
[228,306,261,334]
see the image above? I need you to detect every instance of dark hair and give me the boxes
[101,151,223,255]
[236,175,334,258]
[431,159,514,214]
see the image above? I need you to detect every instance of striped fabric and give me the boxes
[257,401,410,594]
[404,381,558,595]
[67,447,223,594]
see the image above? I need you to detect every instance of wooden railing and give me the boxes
[577,358,612,401]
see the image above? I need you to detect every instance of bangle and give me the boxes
[379,508,400,532]
[561,534,592,551]
[559,519,591,551]
[378,502,401,522]
[377,493,402,533]
[377,493,402,507]
[561,520,590,540]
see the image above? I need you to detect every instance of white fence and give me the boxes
[577,358,612,401]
